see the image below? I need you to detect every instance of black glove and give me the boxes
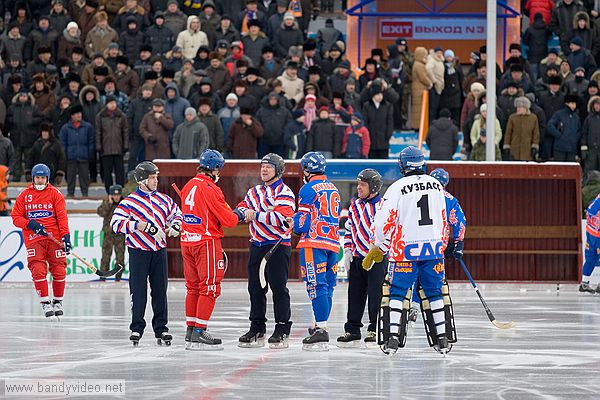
[232,208,244,222]
[148,136,158,144]
[501,148,511,161]
[530,147,538,161]
[453,241,464,261]
[63,234,72,255]
[582,149,588,161]
[27,220,48,236]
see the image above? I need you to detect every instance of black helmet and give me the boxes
[358,168,383,194]
[261,153,285,178]
[134,161,159,184]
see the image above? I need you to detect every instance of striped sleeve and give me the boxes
[164,194,183,226]
[343,205,354,251]
[110,200,138,235]
[256,185,296,228]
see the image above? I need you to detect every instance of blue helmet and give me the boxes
[32,163,50,179]
[430,168,450,187]
[301,151,326,174]
[399,146,425,173]
[199,149,225,171]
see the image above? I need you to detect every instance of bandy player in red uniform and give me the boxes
[180,149,243,350]
[11,164,72,320]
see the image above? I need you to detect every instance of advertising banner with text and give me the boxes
[379,18,486,41]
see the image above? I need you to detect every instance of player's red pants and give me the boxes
[26,239,66,301]
[182,240,225,328]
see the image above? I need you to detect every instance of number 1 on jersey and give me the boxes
[185,186,197,210]
[417,194,433,226]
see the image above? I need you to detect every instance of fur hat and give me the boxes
[144,71,158,80]
[565,94,579,103]
[514,96,531,110]
[246,67,259,76]
[116,55,129,66]
[509,63,524,73]
[318,106,329,114]
[95,11,108,22]
[162,69,175,79]
[247,19,261,29]
[303,39,317,51]
[198,97,212,107]
[40,122,53,133]
[93,66,109,76]
[305,94,316,102]
[548,76,562,86]
[509,43,521,52]
[240,106,253,115]
[105,95,117,104]
[69,104,83,115]
[292,109,305,119]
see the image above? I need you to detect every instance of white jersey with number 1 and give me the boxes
[373,173,448,262]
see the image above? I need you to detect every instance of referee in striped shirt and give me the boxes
[337,169,387,348]
[234,154,296,349]
[111,161,183,345]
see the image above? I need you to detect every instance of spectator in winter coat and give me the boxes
[498,82,524,124]
[163,83,190,140]
[172,107,209,159]
[522,13,552,82]
[217,93,240,147]
[139,98,173,160]
[95,96,129,192]
[317,18,343,56]
[306,106,341,158]
[342,112,370,159]
[198,0,221,42]
[26,123,66,185]
[31,74,56,117]
[205,52,233,100]
[176,16,208,59]
[266,0,287,41]
[114,56,140,99]
[274,13,304,60]
[580,95,600,173]
[214,15,241,45]
[127,84,153,170]
[146,11,175,59]
[114,0,149,33]
[255,92,292,158]
[236,0,267,35]
[84,11,118,58]
[572,11,594,52]
[567,36,597,78]
[439,50,464,125]
[0,23,27,64]
[283,109,306,159]
[578,81,599,121]
[49,1,71,35]
[411,46,432,130]
[525,0,555,26]
[547,93,582,161]
[363,86,394,159]
[566,66,589,95]
[25,16,59,62]
[426,47,445,121]
[226,107,264,158]
[57,21,83,61]
[101,77,130,113]
[470,104,502,161]
[278,61,305,106]
[6,91,44,182]
[164,0,188,37]
[550,0,587,55]
[119,18,147,65]
[503,96,540,161]
[258,45,282,81]
[0,129,15,178]
[241,20,269,66]
[426,109,459,160]
[59,104,95,197]
[197,98,225,151]
[538,49,563,80]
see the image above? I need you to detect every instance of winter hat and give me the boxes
[506,80,519,89]
[575,66,586,73]
[140,44,153,53]
[37,46,52,55]
[509,43,521,52]
[589,81,599,89]
[371,48,384,58]
[292,109,305,119]
[216,40,229,49]
[308,65,321,75]
[141,84,153,92]
[284,12,294,20]
[144,71,158,80]
[66,21,79,31]
[509,63,524,73]
[93,66,109,76]
[332,91,344,99]
[185,107,196,116]
[479,104,487,113]
[154,11,165,20]
[439,108,451,118]
[318,106,329,114]
[162,69,175,79]
[470,52,480,61]
[570,36,583,47]
[247,19,261,29]
[69,104,83,115]
[338,60,351,69]
[240,106,253,115]
[548,76,562,86]
[66,72,81,83]
[116,55,129,66]
[226,93,238,102]
[198,98,212,107]
[548,48,559,55]
[444,49,455,59]
[547,64,560,72]
[370,84,384,96]
[18,88,29,96]
[565,94,579,103]
[262,45,274,54]
[525,93,536,104]
[109,185,122,195]
[105,95,117,104]
[126,16,138,25]
[95,11,108,22]
[305,94,316,102]
[303,39,317,51]
[40,122,53,133]
[285,60,299,70]
[246,67,259,76]
[514,96,531,110]
[277,0,289,6]
[433,47,443,53]
[396,38,407,46]
[152,98,165,107]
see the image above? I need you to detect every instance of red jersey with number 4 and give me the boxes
[11,184,70,247]
[180,174,239,246]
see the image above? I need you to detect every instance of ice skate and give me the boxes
[184,326,194,348]
[41,302,55,320]
[268,331,289,349]
[52,300,63,317]
[308,324,317,336]
[579,282,597,294]
[187,328,223,351]
[433,335,452,356]
[130,331,141,347]
[336,332,361,348]
[364,331,378,349]
[380,335,400,356]
[302,328,329,351]
[408,304,419,326]
[238,330,265,348]
[157,332,172,346]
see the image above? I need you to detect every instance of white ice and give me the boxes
[1,281,600,399]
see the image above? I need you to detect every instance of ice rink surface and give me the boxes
[1,280,600,400]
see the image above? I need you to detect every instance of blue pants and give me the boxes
[300,248,337,324]
[583,232,600,278]
[388,259,445,303]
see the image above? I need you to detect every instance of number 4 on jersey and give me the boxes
[185,186,197,210]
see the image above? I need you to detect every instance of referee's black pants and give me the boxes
[344,256,387,335]
[128,247,169,337]
[247,243,292,335]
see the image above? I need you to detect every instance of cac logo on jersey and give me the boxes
[404,241,444,261]
[27,210,53,219]
[183,214,202,225]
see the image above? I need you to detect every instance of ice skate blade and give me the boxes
[157,339,171,346]
[336,340,361,349]
[302,342,329,352]
[238,338,265,348]
[434,344,452,355]
[380,345,398,356]
[364,341,380,349]
[186,343,224,351]
[132,341,139,347]
[269,340,289,349]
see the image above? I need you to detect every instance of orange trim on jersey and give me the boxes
[297,239,340,253]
